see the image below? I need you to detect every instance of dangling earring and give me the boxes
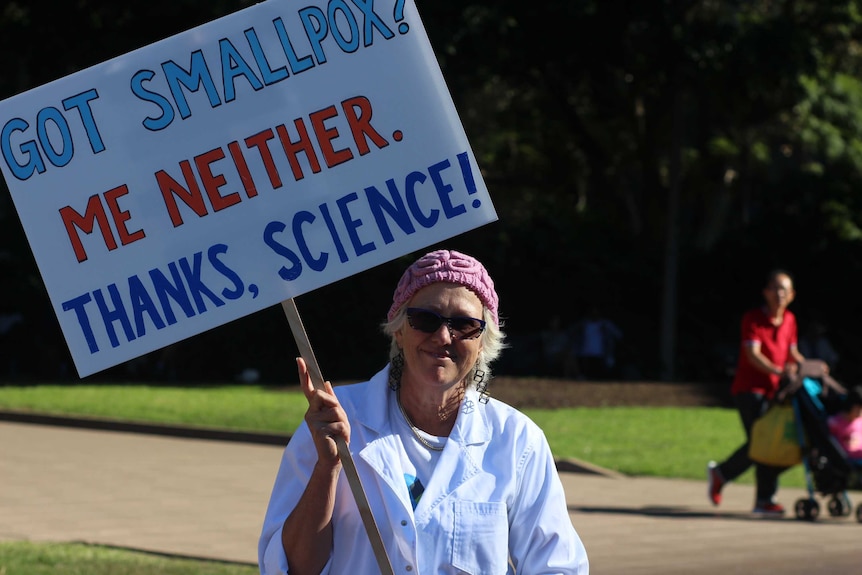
[389,349,404,390]
[474,369,489,404]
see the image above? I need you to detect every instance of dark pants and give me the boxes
[717,392,789,503]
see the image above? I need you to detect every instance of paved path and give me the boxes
[2,421,861,573]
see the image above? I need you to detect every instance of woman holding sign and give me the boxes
[258,249,588,574]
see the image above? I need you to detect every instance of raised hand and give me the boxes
[296,357,350,466]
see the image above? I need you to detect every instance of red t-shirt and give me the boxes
[730,307,798,398]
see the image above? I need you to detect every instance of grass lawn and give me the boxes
[0,383,806,487]
[525,405,807,488]
[0,384,308,433]
[0,541,257,575]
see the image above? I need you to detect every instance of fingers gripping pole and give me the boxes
[281,299,395,575]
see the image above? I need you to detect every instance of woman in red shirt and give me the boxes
[707,269,808,516]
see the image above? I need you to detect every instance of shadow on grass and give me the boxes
[567,504,854,524]
[68,541,258,568]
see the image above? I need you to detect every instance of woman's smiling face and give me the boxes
[395,282,484,394]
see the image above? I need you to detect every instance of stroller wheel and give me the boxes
[828,494,851,517]
[795,498,820,521]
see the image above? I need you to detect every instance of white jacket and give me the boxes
[258,366,589,574]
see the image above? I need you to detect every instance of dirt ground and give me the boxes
[487,376,734,409]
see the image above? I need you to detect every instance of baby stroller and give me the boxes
[780,369,862,522]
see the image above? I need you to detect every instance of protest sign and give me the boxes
[0,0,497,377]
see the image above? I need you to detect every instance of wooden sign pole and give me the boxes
[280,299,395,575]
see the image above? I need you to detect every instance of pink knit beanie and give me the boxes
[388,250,499,326]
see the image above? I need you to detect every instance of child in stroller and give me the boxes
[827,385,862,465]
[780,368,862,521]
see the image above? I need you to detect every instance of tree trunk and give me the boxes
[660,87,684,381]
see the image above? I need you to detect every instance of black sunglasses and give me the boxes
[406,308,486,340]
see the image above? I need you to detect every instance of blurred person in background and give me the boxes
[565,305,622,380]
[706,269,812,516]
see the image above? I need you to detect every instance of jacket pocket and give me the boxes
[451,500,509,574]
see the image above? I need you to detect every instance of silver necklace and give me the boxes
[396,391,445,451]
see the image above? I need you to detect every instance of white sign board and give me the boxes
[0,0,497,377]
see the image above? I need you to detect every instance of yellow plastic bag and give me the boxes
[748,404,802,467]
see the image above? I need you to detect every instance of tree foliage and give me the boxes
[3,0,862,383]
